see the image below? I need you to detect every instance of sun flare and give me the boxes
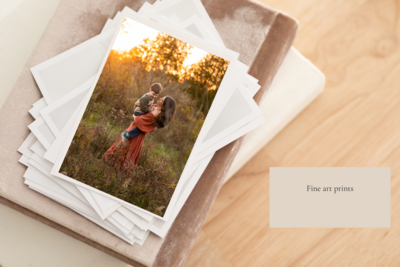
[112,18,208,67]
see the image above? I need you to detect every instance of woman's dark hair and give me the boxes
[155,96,176,128]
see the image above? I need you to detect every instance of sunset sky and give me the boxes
[112,17,208,66]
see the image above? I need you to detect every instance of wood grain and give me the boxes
[185,0,400,266]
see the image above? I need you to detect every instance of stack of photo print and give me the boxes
[17,0,266,245]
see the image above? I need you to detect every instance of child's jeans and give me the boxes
[134,111,144,116]
[127,127,142,138]
[127,111,144,138]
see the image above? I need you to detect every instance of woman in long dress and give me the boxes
[102,96,176,171]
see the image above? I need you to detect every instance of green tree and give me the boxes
[184,53,230,115]
[131,33,193,77]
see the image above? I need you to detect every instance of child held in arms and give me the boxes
[121,83,162,142]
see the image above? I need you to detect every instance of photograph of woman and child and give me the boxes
[60,18,229,216]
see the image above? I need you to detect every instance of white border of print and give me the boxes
[143,10,215,44]
[30,30,114,105]
[28,117,55,149]
[180,15,214,42]
[197,82,263,152]
[194,114,266,163]
[242,74,261,97]
[18,132,37,158]
[40,76,95,136]
[23,168,137,244]
[51,10,245,221]
[151,0,225,46]
[29,98,47,119]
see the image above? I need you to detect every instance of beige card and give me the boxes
[270,167,390,228]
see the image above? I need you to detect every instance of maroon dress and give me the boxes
[102,112,156,171]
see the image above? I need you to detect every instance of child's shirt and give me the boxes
[134,93,154,114]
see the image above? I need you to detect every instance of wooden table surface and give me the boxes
[185,0,400,266]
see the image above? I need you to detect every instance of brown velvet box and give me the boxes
[0,0,297,266]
